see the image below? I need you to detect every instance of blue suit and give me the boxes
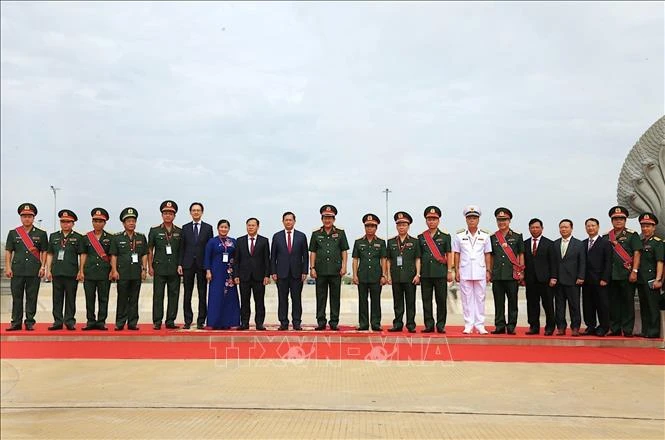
[271,229,308,327]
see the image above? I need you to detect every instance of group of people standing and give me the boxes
[4,201,663,339]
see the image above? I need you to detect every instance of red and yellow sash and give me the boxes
[495,231,523,280]
[608,230,633,270]
[87,231,110,263]
[422,230,447,264]
[15,227,40,261]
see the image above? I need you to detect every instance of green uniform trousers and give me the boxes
[315,275,341,327]
[609,280,636,335]
[421,277,448,331]
[116,279,142,328]
[392,282,416,330]
[152,274,180,326]
[10,276,40,327]
[637,284,661,338]
[83,279,110,327]
[52,276,78,327]
[492,280,519,332]
[357,282,382,329]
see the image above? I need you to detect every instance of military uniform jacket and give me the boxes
[452,229,492,281]
[309,227,350,276]
[352,236,387,283]
[602,229,643,280]
[387,235,421,283]
[638,236,664,285]
[110,231,148,280]
[5,226,48,277]
[48,230,84,277]
[418,229,451,278]
[81,230,113,280]
[490,230,525,281]
[148,224,182,276]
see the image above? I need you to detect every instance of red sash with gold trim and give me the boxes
[15,227,40,261]
[87,231,110,263]
[422,230,447,264]
[495,231,523,280]
[608,230,633,270]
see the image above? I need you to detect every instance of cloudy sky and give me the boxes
[1,1,663,242]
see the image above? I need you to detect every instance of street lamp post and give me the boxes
[382,188,391,239]
[50,185,60,233]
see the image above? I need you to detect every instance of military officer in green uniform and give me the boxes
[352,214,387,331]
[148,200,183,330]
[110,207,149,331]
[636,213,663,338]
[418,206,453,334]
[309,205,349,331]
[46,210,84,330]
[386,211,421,333]
[4,203,48,331]
[489,207,525,335]
[78,208,113,330]
[603,206,643,337]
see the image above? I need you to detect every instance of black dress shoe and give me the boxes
[278,325,288,331]
[183,324,191,330]
[6,325,21,331]
[196,324,205,330]
[166,324,180,329]
[436,328,445,334]
[571,329,580,337]
[634,333,645,338]
[48,325,63,331]
[127,326,139,331]
[329,325,339,331]
[525,329,539,335]
[356,327,369,331]
[421,328,434,333]
[82,325,96,331]
[66,325,76,331]
[491,328,506,334]
[623,332,633,338]
[371,327,383,332]
[293,325,303,331]
[98,326,108,331]
[314,325,326,331]
[581,328,595,335]
[595,329,606,337]
[544,330,553,336]
[153,324,161,330]
[556,329,566,336]
[407,328,416,333]
[237,325,249,331]
[114,326,124,331]
[256,326,267,331]
[507,329,516,335]
[25,324,34,331]
[608,330,621,336]
[387,327,402,332]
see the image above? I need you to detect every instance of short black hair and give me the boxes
[585,218,599,226]
[559,219,573,227]
[190,202,204,211]
[217,219,230,228]
[246,217,260,226]
[282,211,296,221]
[528,218,543,227]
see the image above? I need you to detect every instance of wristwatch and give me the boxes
[632,269,638,273]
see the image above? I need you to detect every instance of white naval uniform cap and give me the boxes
[463,205,481,217]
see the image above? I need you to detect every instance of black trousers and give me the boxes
[239,279,266,326]
[637,284,661,338]
[277,276,303,327]
[582,284,609,333]
[153,274,180,325]
[83,279,110,326]
[555,284,581,330]
[183,262,207,326]
[357,282,382,329]
[116,279,141,328]
[392,282,416,330]
[316,275,341,327]
[492,279,519,331]
[525,281,555,332]
[420,277,447,330]
[609,280,636,334]
[10,276,40,327]
[52,276,78,327]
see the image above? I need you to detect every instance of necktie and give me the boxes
[287,231,292,254]
[588,238,595,250]
[250,237,255,256]
[532,238,538,256]
[561,239,569,257]
[194,223,199,241]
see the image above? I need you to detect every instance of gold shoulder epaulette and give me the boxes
[456,228,465,234]
[480,228,491,234]
[653,236,662,241]
[626,228,635,233]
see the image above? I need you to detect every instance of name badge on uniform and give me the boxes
[131,253,139,264]
[396,256,403,267]
[165,245,172,255]
[222,253,229,263]
[57,250,65,261]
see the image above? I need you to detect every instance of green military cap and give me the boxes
[119,207,138,222]
[320,204,338,217]
[638,212,658,225]
[91,207,110,221]
[362,213,380,225]
[394,211,413,224]
[58,209,78,222]
[160,200,178,213]
[494,207,513,219]
[609,205,629,219]
[18,203,37,216]
[424,206,441,218]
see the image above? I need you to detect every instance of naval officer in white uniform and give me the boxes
[452,205,492,334]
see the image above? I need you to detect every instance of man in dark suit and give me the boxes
[177,202,214,329]
[581,218,612,336]
[550,219,586,336]
[233,217,270,330]
[271,211,309,330]
[523,218,556,335]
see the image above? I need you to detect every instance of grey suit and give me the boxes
[552,237,586,331]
